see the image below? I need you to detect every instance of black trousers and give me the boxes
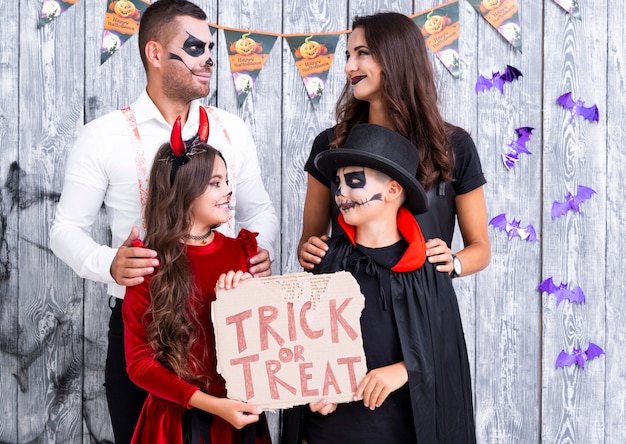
[105,297,148,444]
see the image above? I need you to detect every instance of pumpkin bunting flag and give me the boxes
[285,33,343,107]
[467,0,523,52]
[38,0,81,27]
[222,28,278,107]
[100,0,151,64]
[552,0,581,19]
[411,0,460,78]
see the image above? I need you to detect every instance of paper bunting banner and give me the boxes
[101,0,151,64]
[411,1,460,78]
[285,33,341,107]
[38,0,80,27]
[552,0,581,19]
[467,0,522,52]
[223,29,278,107]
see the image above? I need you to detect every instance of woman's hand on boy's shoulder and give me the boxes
[217,270,252,290]
[298,235,330,270]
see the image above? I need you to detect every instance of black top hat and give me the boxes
[314,124,428,214]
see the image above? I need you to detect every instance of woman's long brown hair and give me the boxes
[334,12,456,191]
[142,142,222,381]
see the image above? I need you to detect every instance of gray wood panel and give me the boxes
[541,0,608,442]
[1,0,624,442]
[0,0,20,442]
[17,1,86,442]
[472,1,542,441]
[605,2,626,441]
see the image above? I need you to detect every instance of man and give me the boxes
[49,1,278,442]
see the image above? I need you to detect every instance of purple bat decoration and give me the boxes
[551,185,596,220]
[537,277,585,305]
[475,65,523,94]
[489,213,537,242]
[557,91,600,123]
[556,342,604,370]
[501,126,534,170]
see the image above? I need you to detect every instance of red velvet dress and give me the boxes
[123,229,271,444]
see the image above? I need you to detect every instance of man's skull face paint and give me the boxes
[169,31,215,71]
[334,166,384,213]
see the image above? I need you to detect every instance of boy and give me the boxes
[290,124,475,443]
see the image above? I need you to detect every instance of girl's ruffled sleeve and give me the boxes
[237,228,259,268]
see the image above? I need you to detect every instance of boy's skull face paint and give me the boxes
[335,167,383,212]
[340,170,367,189]
[169,32,215,68]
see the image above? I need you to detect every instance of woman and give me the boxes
[298,12,490,280]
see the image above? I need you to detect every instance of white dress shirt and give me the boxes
[50,91,278,298]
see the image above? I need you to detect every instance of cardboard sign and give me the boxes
[212,271,366,410]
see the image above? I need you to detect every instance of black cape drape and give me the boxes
[281,215,475,444]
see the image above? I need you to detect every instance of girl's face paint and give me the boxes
[190,156,232,229]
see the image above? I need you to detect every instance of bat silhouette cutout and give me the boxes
[489,213,537,242]
[551,185,596,220]
[557,91,600,123]
[537,277,585,305]
[475,65,523,94]
[501,127,534,170]
[556,342,604,370]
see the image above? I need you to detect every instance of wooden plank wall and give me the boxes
[0,0,623,442]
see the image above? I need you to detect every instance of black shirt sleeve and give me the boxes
[304,127,334,187]
[449,128,486,195]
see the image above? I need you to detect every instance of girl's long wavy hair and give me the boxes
[334,12,457,191]
[142,141,223,382]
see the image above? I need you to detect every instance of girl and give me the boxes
[123,109,271,443]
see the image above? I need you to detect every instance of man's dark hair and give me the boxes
[138,0,207,70]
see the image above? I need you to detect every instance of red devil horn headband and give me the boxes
[198,106,209,143]
[167,106,211,185]
[170,115,185,157]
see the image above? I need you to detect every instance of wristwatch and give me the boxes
[451,255,462,278]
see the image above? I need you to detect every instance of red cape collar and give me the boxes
[338,206,426,272]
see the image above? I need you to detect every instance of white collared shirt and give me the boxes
[50,91,278,298]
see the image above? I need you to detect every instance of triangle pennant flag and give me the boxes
[285,33,342,107]
[223,29,278,107]
[411,0,460,78]
[100,0,151,64]
[552,0,581,19]
[467,0,522,52]
[38,0,81,27]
